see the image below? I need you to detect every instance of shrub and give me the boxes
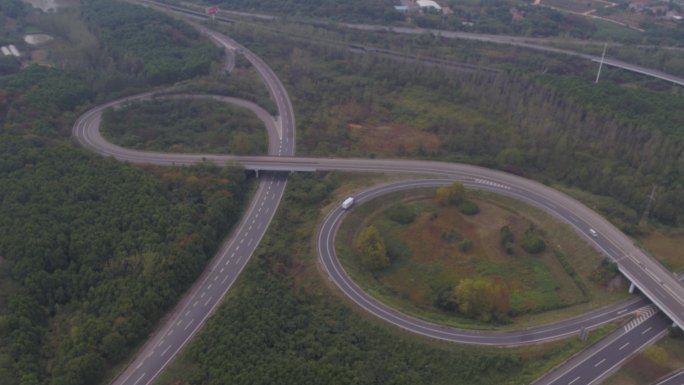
[521,233,546,254]
[458,200,480,215]
[459,239,473,252]
[386,204,417,224]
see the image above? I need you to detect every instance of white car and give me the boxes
[342,197,355,210]
[589,228,598,237]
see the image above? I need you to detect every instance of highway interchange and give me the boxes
[71,5,684,385]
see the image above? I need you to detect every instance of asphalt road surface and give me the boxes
[535,312,669,385]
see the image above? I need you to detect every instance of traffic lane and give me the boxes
[545,313,668,385]
[112,173,287,385]
[654,369,684,385]
[318,179,649,345]
[620,257,684,326]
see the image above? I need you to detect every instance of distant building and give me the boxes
[417,0,442,12]
[394,5,409,12]
[8,45,19,57]
[1,47,10,56]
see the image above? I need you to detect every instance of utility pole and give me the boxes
[595,42,608,84]
[640,185,657,225]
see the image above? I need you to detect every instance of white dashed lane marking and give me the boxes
[184,319,195,331]
[133,373,146,385]
[161,345,171,357]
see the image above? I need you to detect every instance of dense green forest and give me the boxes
[81,0,221,85]
[158,173,596,385]
[222,24,684,229]
[0,2,256,385]
[0,142,250,385]
[101,99,268,155]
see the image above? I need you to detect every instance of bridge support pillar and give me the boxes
[674,322,678,329]
[629,282,636,294]
[255,169,259,178]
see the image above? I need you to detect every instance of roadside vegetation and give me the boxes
[101,98,268,155]
[337,185,625,329]
[155,173,621,385]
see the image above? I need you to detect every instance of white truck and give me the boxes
[342,197,355,210]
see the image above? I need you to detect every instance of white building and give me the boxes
[417,0,442,11]
[1,46,10,56]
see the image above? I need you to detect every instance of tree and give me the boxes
[521,233,546,254]
[453,278,510,322]
[435,182,465,206]
[355,226,390,271]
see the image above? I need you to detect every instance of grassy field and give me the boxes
[101,98,268,155]
[336,186,629,330]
